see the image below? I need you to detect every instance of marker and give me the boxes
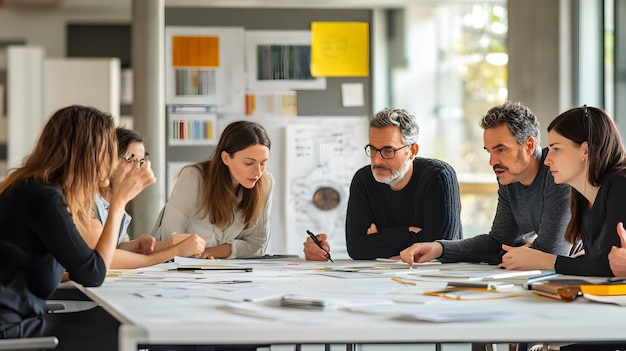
[306,230,333,263]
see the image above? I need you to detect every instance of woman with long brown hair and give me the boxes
[154,120,273,259]
[500,105,626,277]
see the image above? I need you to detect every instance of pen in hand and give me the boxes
[306,230,333,263]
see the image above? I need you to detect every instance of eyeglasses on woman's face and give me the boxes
[121,152,149,168]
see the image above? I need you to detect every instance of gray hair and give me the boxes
[480,101,541,150]
[369,108,419,145]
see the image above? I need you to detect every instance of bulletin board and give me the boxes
[165,26,245,114]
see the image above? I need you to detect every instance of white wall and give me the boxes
[0,4,130,57]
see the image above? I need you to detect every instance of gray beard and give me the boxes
[373,157,411,187]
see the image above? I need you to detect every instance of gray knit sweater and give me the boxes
[439,148,572,264]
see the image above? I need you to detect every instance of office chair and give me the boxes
[46,300,98,314]
[0,336,58,350]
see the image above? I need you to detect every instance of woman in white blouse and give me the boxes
[154,120,273,259]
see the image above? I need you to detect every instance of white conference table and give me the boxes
[76,259,626,351]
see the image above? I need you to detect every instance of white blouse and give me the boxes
[154,166,273,258]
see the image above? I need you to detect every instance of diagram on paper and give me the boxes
[285,117,369,258]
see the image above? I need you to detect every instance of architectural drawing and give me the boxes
[285,117,369,258]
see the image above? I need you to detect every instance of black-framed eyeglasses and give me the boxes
[122,152,149,168]
[364,144,409,159]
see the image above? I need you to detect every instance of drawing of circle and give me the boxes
[312,187,341,211]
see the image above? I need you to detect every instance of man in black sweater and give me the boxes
[303,107,463,260]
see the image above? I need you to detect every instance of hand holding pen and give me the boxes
[304,230,333,262]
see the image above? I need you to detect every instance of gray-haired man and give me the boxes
[304,107,463,260]
[400,101,572,266]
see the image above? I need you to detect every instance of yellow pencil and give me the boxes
[391,277,417,286]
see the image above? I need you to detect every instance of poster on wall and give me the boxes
[165,26,245,114]
[245,30,326,91]
[284,117,369,259]
[310,22,370,77]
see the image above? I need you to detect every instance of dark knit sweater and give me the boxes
[346,157,462,260]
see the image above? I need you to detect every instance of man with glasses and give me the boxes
[304,107,462,260]
[400,101,573,267]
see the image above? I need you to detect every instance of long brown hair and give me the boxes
[547,105,626,244]
[195,120,271,230]
[0,105,117,235]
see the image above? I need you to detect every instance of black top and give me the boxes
[556,169,626,276]
[0,181,106,326]
[346,157,462,259]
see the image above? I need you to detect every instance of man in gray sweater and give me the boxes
[400,101,573,266]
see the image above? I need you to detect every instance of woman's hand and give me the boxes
[110,159,156,207]
[499,244,555,270]
[609,222,626,277]
[119,234,156,254]
[174,234,206,258]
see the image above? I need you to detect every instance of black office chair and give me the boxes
[46,300,98,314]
[0,336,58,350]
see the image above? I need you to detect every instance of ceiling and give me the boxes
[1,0,501,11]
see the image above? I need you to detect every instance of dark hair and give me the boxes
[116,127,144,157]
[480,101,541,155]
[0,105,116,235]
[195,120,271,229]
[369,108,419,145]
[548,105,626,244]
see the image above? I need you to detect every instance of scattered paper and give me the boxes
[583,294,626,306]
[399,307,508,323]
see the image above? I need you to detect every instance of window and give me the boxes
[389,2,507,235]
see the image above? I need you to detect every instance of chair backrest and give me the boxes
[150,205,166,240]
[0,336,58,350]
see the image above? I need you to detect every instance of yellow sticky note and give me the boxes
[311,22,369,77]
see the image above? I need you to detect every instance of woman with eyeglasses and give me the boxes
[85,127,206,269]
[0,105,155,348]
[500,105,626,278]
[154,120,273,259]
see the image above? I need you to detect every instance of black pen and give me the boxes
[176,267,253,272]
[306,230,333,262]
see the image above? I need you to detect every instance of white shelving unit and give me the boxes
[6,46,120,169]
